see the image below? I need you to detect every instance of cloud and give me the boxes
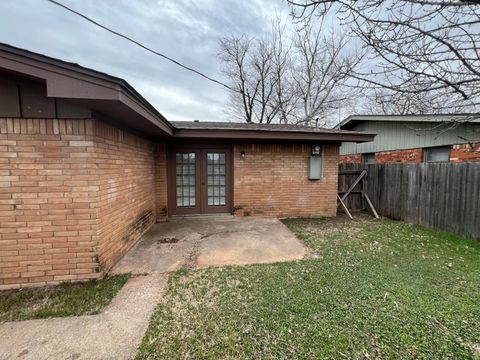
[0,0,290,122]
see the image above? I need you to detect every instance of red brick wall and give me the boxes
[233,143,338,218]
[340,148,423,164]
[154,143,168,220]
[0,118,99,289]
[375,148,423,163]
[92,120,156,272]
[0,118,157,289]
[339,153,362,164]
[450,143,480,162]
[341,144,480,164]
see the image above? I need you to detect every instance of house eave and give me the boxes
[173,129,375,143]
[0,43,174,137]
[338,114,480,130]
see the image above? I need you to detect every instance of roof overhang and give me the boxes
[338,114,480,130]
[0,43,174,137]
[173,128,375,142]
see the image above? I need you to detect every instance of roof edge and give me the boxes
[173,128,375,143]
[0,42,174,135]
[337,113,480,129]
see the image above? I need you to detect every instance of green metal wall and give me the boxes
[340,121,480,155]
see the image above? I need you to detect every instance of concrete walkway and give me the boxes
[0,273,167,360]
[0,216,306,360]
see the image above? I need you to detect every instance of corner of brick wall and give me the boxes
[0,117,161,289]
[154,143,168,220]
[233,143,338,218]
[92,119,157,273]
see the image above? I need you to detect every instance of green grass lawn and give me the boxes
[0,273,129,322]
[137,216,480,359]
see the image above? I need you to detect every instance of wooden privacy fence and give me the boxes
[338,162,480,240]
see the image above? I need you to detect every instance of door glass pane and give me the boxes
[176,152,196,207]
[207,152,226,206]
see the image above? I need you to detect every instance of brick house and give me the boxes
[338,115,480,164]
[0,43,373,289]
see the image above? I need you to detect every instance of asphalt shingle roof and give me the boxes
[171,121,367,135]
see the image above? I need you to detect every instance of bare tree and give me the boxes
[219,19,362,126]
[287,0,480,116]
[291,25,363,126]
[271,18,298,124]
[219,34,279,123]
[218,35,257,123]
[250,39,279,123]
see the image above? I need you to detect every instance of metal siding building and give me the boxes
[339,115,480,156]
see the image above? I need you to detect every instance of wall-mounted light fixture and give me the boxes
[312,144,321,156]
[240,151,246,159]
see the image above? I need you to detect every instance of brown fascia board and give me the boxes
[173,129,375,142]
[0,43,174,136]
[338,113,480,130]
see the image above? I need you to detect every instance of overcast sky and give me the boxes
[0,0,291,122]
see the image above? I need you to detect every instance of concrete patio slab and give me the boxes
[111,216,307,274]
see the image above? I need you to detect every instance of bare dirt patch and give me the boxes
[156,237,179,244]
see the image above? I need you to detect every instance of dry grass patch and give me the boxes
[0,274,130,322]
